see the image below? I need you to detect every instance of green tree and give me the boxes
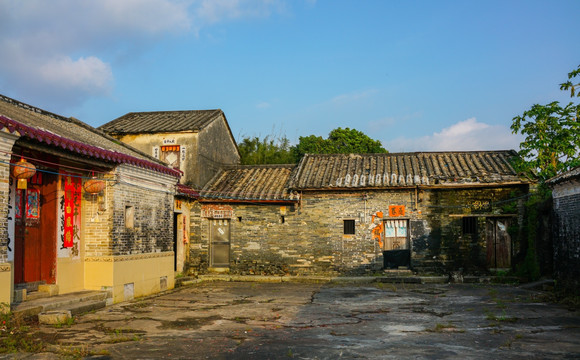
[511,65,580,180]
[237,134,294,165]
[292,127,387,162]
[560,64,580,97]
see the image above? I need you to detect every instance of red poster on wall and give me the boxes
[63,175,81,248]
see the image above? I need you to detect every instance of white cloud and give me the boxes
[385,118,523,152]
[38,56,113,95]
[331,89,379,105]
[0,0,286,108]
[256,101,271,109]
[194,0,285,26]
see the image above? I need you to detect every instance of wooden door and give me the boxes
[486,218,511,269]
[14,172,58,284]
[210,219,230,267]
[383,220,409,250]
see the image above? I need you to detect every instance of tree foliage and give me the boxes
[560,64,580,98]
[292,127,387,161]
[511,65,580,180]
[238,127,388,165]
[237,134,294,165]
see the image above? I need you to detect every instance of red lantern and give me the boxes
[84,178,105,194]
[13,158,36,190]
[12,158,36,180]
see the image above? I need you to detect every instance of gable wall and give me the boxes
[196,115,240,188]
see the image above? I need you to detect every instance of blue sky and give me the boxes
[0,0,578,152]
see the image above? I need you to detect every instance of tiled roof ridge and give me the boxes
[0,114,182,178]
[222,164,296,170]
[99,109,223,133]
[303,150,518,157]
[1,93,71,123]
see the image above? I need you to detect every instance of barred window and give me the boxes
[344,219,356,235]
[462,217,477,235]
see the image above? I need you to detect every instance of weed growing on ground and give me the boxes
[54,317,75,328]
[485,309,518,324]
[57,344,110,359]
[0,305,45,354]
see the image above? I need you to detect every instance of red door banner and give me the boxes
[63,175,81,248]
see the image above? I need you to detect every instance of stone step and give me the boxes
[12,290,108,318]
[25,291,50,301]
[53,299,107,316]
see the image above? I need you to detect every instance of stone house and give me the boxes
[547,166,580,294]
[0,94,181,306]
[194,164,299,274]
[197,152,531,275]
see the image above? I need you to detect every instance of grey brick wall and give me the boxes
[552,180,580,294]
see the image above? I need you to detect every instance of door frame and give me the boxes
[209,218,231,268]
[486,217,512,269]
[13,171,58,285]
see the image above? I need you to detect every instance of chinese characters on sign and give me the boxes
[388,205,405,217]
[63,175,81,248]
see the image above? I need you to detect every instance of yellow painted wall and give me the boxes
[56,258,85,294]
[85,253,174,303]
[0,263,11,308]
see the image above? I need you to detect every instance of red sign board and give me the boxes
[388,205,405,217]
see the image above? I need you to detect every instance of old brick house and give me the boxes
[547,166,580,294]
[0,94,181,306]
[197,152,531,275]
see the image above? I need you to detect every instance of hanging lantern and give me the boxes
[13,158,36,190]
[84,177,105,194]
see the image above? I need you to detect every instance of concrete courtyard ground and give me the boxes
[2,281,580,359]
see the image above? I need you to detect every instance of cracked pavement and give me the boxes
[3,281,580,359]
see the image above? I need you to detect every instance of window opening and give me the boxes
[343,219,355,235]
[125,206,134,229]
[462,217,477,235]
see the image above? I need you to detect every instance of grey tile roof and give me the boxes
[99,110,223,134]
[546,166,580,185]
[0,94,174,172]
[288,151,525,189]
[201,165,298,202]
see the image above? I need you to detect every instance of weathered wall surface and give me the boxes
[189,185,527,276]
[551,179,580,294]
[196,116,240,187]
[111,165,176,255]
[113,132,198,186]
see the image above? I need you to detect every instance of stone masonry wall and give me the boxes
[552,179,580,294]
[190,185,528,276]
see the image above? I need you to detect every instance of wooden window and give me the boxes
[343,219,355,235]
